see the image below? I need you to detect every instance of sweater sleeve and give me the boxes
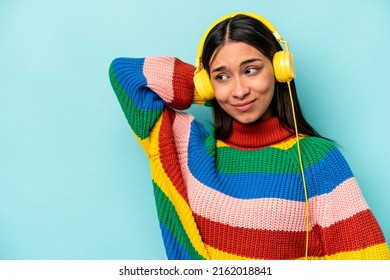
[305,139,390,259]
[109,56,201,143]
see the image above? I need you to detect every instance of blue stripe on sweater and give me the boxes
[187,122,354,201]
[111,57,165,111]
[159,222,191,260]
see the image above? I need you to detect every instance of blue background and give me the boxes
[1,0,389,260]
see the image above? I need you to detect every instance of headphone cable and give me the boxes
[287,81,310,260]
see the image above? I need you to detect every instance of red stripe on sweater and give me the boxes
[170,59,195,110]
[194,209,386,259]
[158,109,189,202]
[321,209,386,256]
[194,212,308,259]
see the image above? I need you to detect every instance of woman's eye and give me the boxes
[245,67,259,75]
[215,74,228,81]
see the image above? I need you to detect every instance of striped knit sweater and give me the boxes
[109,56,390,260]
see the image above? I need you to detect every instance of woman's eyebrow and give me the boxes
[211,65,228,73]
[240,58,263,66]
[211,58,263,73]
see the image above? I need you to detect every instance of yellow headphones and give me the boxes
[193,12,296,100]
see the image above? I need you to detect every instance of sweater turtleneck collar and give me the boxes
[225,116,294,149]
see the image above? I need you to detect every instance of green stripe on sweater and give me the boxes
[216,137,335,174]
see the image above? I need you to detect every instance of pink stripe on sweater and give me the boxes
[189,177,368,231]
[171,113,369,232]
[143,57,175,104]
[315,177,369,228]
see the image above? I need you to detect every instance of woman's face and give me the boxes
[209,42,275,124]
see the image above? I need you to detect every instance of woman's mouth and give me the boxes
[232,99,256,112]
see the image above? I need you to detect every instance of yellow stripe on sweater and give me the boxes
[271,136,305,150]
[323,243,390,260]
[299,243,390,260]
[216,136,306,150]
[207,242,390,260]
[206,245,256,260]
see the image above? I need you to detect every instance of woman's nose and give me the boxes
[231,77,249,99]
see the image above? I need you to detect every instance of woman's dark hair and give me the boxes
[202,14,322,140]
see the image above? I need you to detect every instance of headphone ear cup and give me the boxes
[193,69,215,100]
[273,50,296,83]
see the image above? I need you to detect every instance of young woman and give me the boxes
[109,12,390,260]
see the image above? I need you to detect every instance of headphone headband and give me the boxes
[195,12,284,72]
